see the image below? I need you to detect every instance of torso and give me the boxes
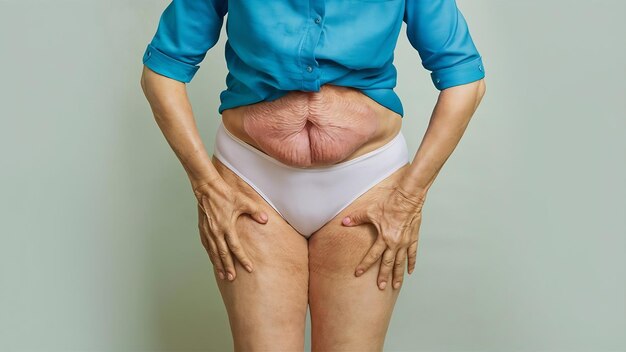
[221,84,402,168]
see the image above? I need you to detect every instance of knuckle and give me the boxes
[367,251,380,261]
[200,226,214,237]
[224,232,241,248]
[388,239,401,248]
[217,248,229,259]
[365,206,378,220]
[230,245,243,255]
[236,194,252,209]
[208,253,220,266]
[382,257,394,266]
[207,249,217,259]
[228,241,241,251]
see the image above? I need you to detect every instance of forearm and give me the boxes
[140,66,221,190]
[398,79,486,198]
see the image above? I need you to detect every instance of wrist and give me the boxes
[180,152,221,192]
[395,180,428,200]
[190,176,221,198]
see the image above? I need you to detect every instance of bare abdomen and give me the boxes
[221,84,402,168]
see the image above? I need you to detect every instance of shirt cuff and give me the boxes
[431,56,485,90]
[142,43,200,83]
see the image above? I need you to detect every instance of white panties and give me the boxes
[212,122,410,238]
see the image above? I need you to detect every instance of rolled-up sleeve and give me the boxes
[404,0,485,90]
[142,0,228,83]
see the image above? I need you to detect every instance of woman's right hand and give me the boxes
[194,178,269,281]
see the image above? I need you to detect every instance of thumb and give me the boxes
[342,210,369,226]
[243,199,269,224]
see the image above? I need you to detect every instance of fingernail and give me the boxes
[379,281,387,290]
[393,281,401,289]
[355,269,364,276]
[227,272,234,281]
[261,213,268,221]
[218,271,225,280]
[245,265,253,273]
[342,217,351,225]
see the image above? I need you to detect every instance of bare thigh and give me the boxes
[308,163,411,352]
[210,155,309,352]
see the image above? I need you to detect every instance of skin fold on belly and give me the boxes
[221,84,402,168]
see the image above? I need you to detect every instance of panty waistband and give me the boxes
[216,122,407,173]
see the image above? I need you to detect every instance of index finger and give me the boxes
[224,228,254,273]
[355,237,387,277]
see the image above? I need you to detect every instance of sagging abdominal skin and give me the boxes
[242,86,380,168]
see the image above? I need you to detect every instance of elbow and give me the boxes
[473,78,486,106]
[471,78,486,112]
[140,65,150,95]
[477,78,486,98]
[140,65,163,98]
[140,67,147,97]
[140,76,146,96]
[140,66,159,111]
[467,78,487,105]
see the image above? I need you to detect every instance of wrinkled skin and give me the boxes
[241,85,382,167]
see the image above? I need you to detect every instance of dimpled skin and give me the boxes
[241,86,380,168]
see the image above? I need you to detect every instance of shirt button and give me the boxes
[478,65,483,71]
[306,65,313,73]
[314,16,321,24]
[436,78,441,83]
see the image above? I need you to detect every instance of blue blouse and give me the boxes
[142,0,485,117]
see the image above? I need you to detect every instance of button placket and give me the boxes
[297,0,325,91]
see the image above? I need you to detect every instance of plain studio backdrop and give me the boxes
[0,1,624,351]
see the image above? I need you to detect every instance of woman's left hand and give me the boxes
[341,183,425,290]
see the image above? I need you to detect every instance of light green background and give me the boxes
[1,1,624,351]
